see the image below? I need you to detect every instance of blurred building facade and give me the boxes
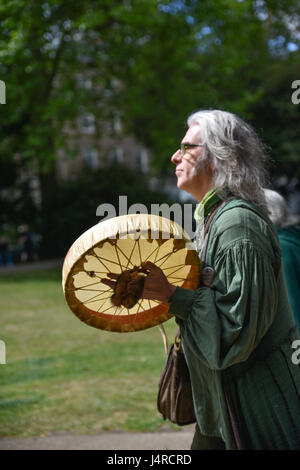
[56,110,150,181]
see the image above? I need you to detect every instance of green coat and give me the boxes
[278,226,300,334]
[169,198,300,450]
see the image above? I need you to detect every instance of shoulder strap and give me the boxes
[201,201,224,263]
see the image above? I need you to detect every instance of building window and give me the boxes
[77,76,92,90]
[83,149,98,170]
[107,113,122,134]
[109,147,124,164]
[112,114,121,133]
[136,149,148,173]
[81,112,95,134]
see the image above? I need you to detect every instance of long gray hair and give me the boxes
[264,189,300,228]
[187,109,269,210]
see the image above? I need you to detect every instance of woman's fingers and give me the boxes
[101,278,116,289]
[107,273,119,279]
[142,261,160,272]
[100,265,175,304]
[101,272,119,289]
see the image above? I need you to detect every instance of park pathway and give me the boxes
[0,427,195,450]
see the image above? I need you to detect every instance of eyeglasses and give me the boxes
[180,143,205,156]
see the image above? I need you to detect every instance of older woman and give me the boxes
[103,110,300,450]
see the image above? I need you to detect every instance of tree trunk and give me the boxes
[38,160,59,259]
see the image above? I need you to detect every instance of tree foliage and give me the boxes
[1,0,299,175]
[0,0,300,256]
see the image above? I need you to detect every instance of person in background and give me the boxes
[0,234,9,266]
[264,188,300,333]
[17,224,38,263]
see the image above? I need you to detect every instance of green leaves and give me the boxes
[0,0,300,241]
[1,0,298,172]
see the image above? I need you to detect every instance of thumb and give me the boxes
[142,261,158,272]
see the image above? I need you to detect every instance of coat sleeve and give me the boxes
[168,240,278,370]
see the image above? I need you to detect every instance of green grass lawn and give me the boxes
[0,268,179,437]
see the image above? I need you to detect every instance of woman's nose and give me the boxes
[171,149,181,165]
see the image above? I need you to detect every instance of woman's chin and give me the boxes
[176,177,184,189]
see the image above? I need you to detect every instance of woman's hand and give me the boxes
[141,261,176,303]
[101,261,176,304]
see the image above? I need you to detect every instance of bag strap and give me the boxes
[159,201,224,353]
[158,324,169,354]
[201,200,224,264]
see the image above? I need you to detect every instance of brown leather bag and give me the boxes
[157,331,196,425]
[157,202,223,426]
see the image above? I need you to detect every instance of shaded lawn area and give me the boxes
[0,268,179,437]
